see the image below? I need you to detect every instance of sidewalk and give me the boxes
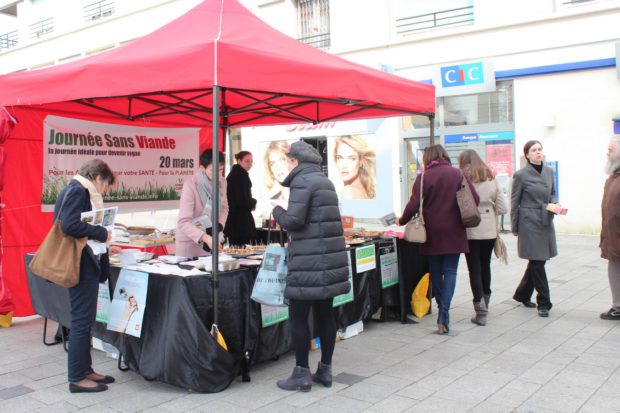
[1,233,619,413]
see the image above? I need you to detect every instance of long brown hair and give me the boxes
[457,149,494,183]
[422,144,450,168]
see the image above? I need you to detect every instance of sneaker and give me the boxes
[538,308,549,318]
[600,308,620,320]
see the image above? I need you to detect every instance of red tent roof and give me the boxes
[0,0,434,127]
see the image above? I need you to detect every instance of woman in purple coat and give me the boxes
[397,145,479,334]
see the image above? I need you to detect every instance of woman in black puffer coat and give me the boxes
[272,141,350,392]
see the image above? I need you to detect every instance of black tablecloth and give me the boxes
[24,238,427,392]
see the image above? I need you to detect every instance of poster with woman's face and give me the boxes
[255,140,295,217]
[329,135,377,200]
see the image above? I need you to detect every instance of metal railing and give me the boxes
[29,17,54,39]
[0,30,18,51]
[396,6,474,35]
[298,32,330,49]
[84,0,115,22]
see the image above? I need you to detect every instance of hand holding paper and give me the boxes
[546,203,568,215]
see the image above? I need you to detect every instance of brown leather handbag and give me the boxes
[404,173,426,243]
[29,187,88,288]
[457,173,481,228]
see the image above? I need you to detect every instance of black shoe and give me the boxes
[538,308,549,318]
[88,374,115,384]
[69,382,108,393]
[600,308,620,320]
[515,299,536,308]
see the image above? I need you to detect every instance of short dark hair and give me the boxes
[199,150,225,168]
[422,144,451,167]
[234,151,252,161]
[78,159,115,185]
[523,140,542,158]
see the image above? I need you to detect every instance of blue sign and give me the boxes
[444,131,514,144]
[613,118,620,134]
[433,60,496,97]
[440,63,484,87]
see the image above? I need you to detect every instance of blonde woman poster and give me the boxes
[331,135,376,200]
[256,140,294,217]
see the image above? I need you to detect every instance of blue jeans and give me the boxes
[68,260,100,382]
[428,254,460,327]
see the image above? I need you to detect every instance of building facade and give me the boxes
[2,0,620,233]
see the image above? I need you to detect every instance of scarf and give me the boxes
[196,169,225,223]
[73,174,107,253]
[73,174,104,210]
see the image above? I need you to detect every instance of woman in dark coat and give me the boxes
[55,159,120,393]
[272,141,350,392]
[511,140,558,317]
[224,151,258,246]
[397,145,479,334]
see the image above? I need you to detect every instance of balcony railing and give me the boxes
[298,32,330,50]
[84,0,115,22]
[396,6,474,35]
[0,30,18,51]
[29,17,54,39]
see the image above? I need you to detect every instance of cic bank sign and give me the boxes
[432,61,496,97]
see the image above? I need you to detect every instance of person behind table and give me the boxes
[175,150,228,257]
[600,134,620,320]
[457,149,507,326]
[56,159,121,393]
[396,144,479,335]
[333,135,376,199]
[271,141,350,392]
[511,140,558,318]
[224,150,258,246]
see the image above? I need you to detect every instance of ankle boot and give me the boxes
[483,294,490,308]
[311,361,332,387]
[276,366,312,392]
[471,301,488,326]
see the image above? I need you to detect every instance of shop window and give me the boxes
[402,114,439,132]
[442,80,513,126]
[297,0,330,49]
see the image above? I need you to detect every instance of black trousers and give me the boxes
[288,298,336,369]
[464,239,495,303]
[513,260,552,310]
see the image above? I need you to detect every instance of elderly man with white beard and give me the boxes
[600,135,620,320]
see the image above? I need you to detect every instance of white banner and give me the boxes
[42,115,199,211]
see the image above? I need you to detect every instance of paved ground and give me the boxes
[2,233,619,413]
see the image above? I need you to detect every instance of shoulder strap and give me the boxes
[419,172,424,216]
[55,185,75,224]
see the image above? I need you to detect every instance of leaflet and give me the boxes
[80,206,119,231]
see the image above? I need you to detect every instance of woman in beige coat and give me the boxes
[175,150,228,258]
[458,150,507,326]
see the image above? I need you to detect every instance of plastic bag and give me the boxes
[250,244,288,307]
[411,273,430,318]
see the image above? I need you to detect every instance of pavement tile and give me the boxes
[316,394,372,412]
[0,384,35,400]
[365,394,420,412]
[403,395,475,412]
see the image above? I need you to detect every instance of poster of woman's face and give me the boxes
[330,135,377,200]
[256,140,295,216]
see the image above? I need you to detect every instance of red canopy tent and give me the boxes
[0,0,434,316]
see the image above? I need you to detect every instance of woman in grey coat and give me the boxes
[511,140,558,317]
[272,141,350,392]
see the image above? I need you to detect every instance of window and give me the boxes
[84,1,115,22]
[442,80,513,126]
[297,0,330,49]
[396,0,473,35]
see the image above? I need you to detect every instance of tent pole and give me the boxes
[212,85,221,327]
[429,114,435,145]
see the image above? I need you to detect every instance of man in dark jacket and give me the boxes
[600,135,620,320]
[272,140,350,392]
